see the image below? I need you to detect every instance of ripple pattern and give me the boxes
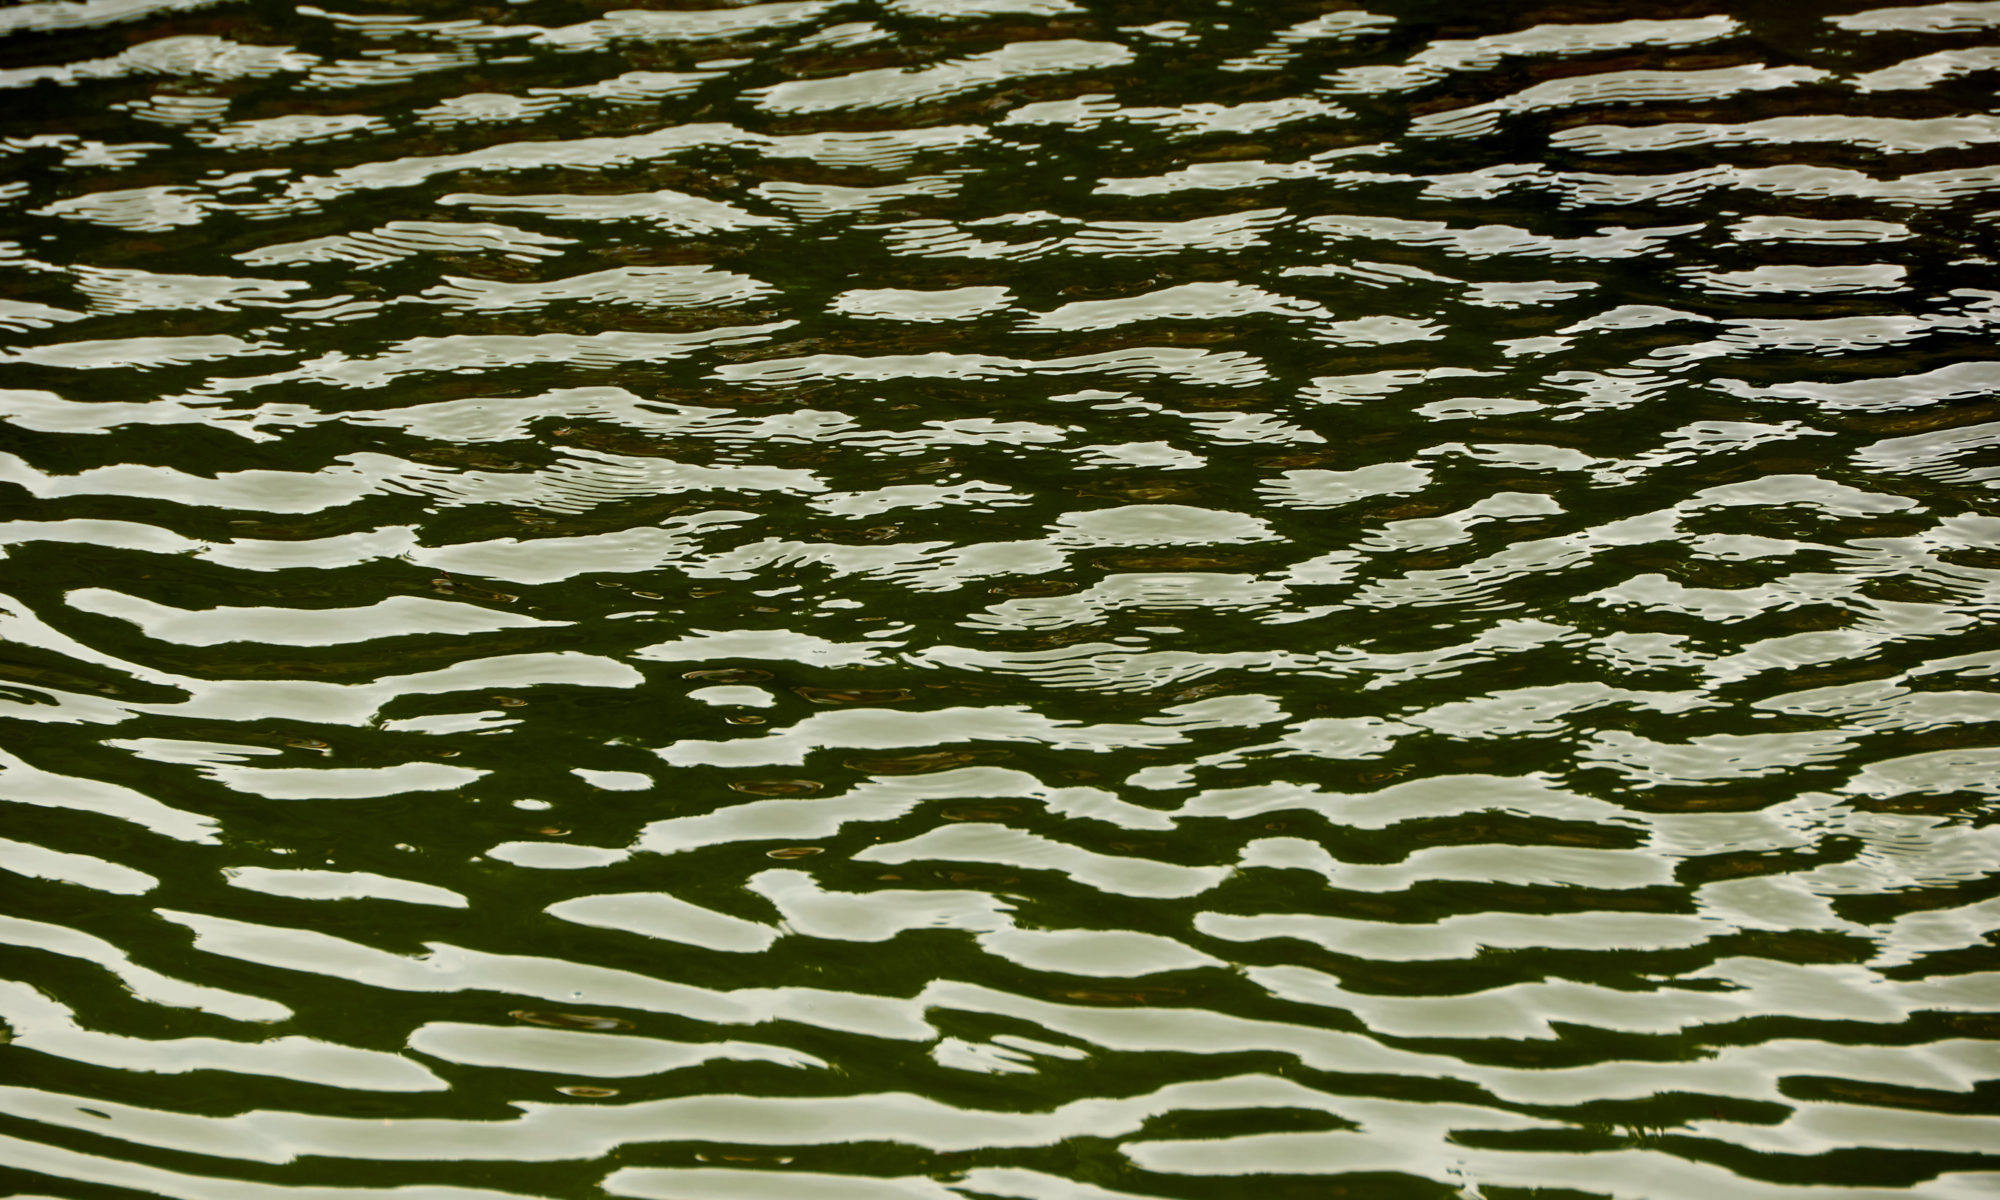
[3,1,1999,1198]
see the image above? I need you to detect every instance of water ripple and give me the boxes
[2,2,1998,1198]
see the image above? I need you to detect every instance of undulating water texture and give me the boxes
[3,0,1999,1196]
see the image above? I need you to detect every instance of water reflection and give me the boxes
[3,0,1999,1197]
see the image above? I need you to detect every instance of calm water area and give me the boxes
[2,0,1999,1196]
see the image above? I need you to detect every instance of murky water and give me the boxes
[3,0,1999,1196]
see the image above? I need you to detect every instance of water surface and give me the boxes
[2,0,1999,1197]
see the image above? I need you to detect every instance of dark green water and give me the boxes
[3,0,1999,1197]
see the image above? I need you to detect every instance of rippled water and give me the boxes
[4,0,2000,1196]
